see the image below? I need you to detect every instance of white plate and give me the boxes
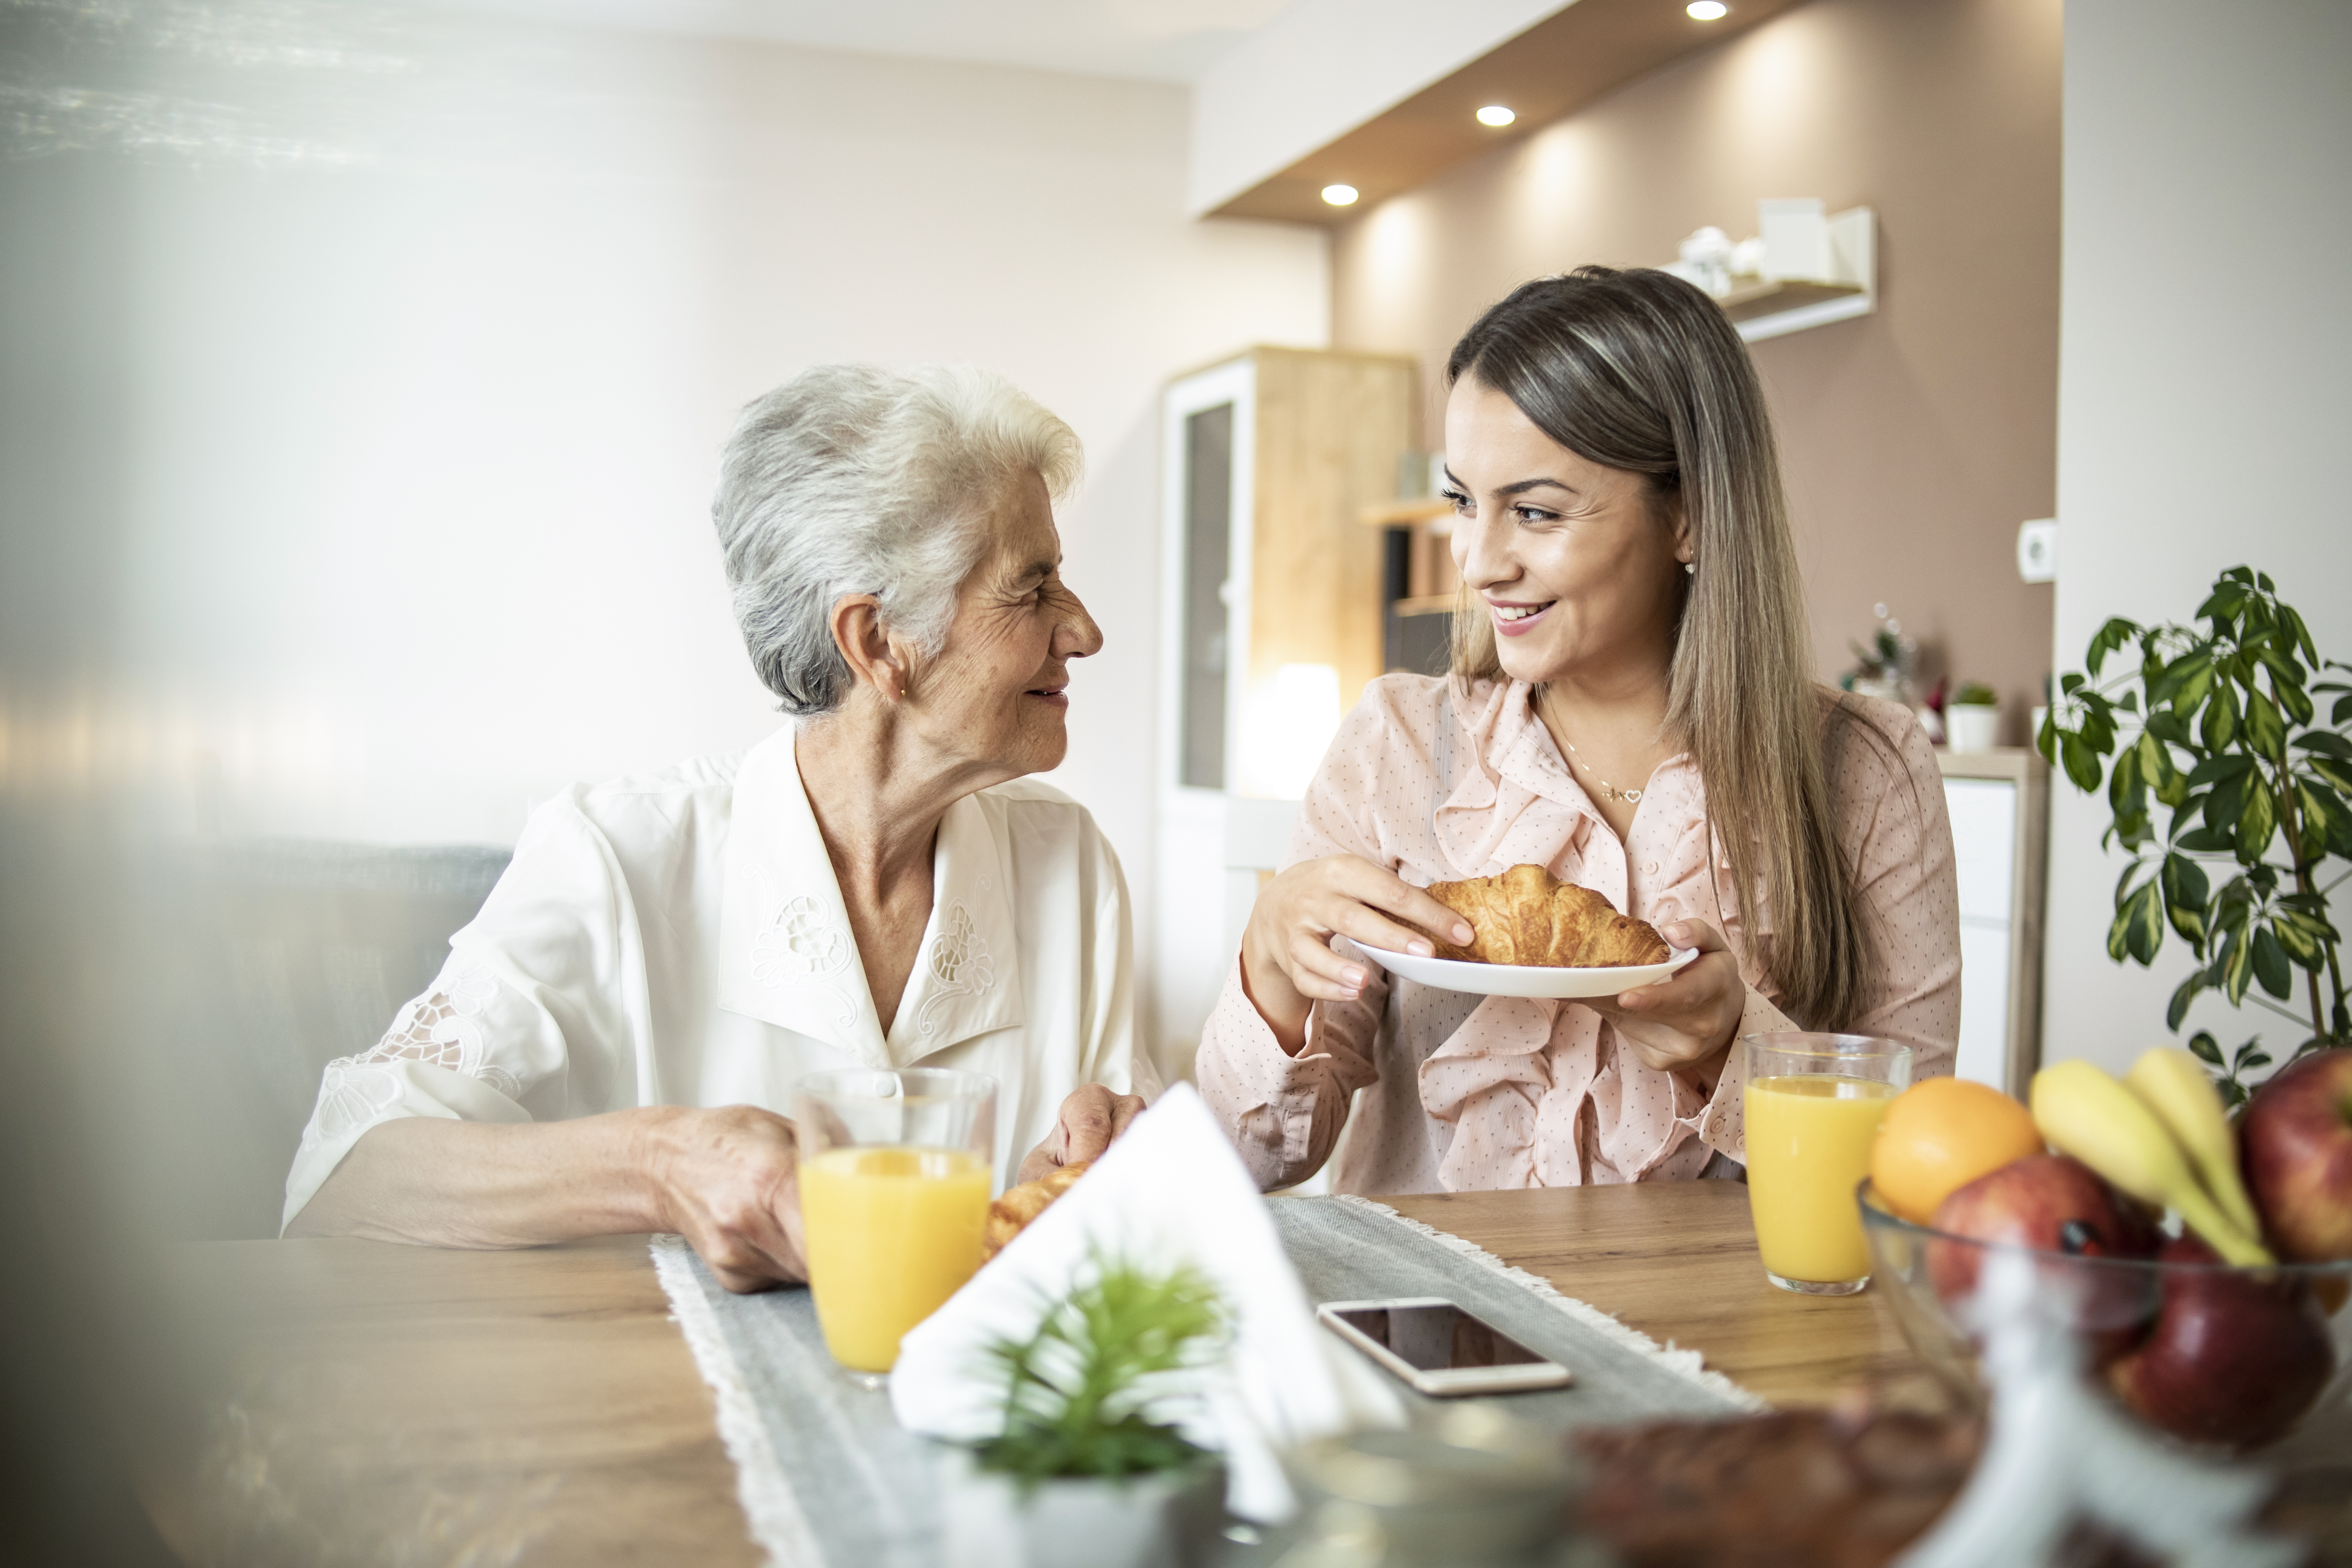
[1351,941,1698,999]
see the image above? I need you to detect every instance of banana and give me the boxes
[2030,1059,2273,1267]
[2124,1046,2265,1241]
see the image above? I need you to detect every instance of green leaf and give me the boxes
[2244,688,2288,760]
[2145,708,2196,749]
[2161,855,2211,943]
[2185,753,2255,788]
[2060,733,2105,793]
[2172,659,2216,717]
[2035,705,2061,766]
[2274,913,2323,967]
[2198,582,2250,624]
[2172,825,2233,853]
[2086,617,2138,677]
[2284,604,2318,667]
[2256,636,2305,688]
[2222,925,2254,1005]
[2060,671,2086,696]
[2293,731,2352,760]
[2169,969,2209,1031]
[2238,780,2277,862]
[2336,694,2352,726]
[2143,732,2187,809]
[2308,755,2352,796]
[2110,878,2166,966]
[2187,1029,2223,1066]
[2202,685,2239,751]
[2252,925,2292,998]
[2204,768,2251,836]
[2277,677,2315,727]
[2297,781,2349,860]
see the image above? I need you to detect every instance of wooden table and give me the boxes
[149,1184,1917,1563]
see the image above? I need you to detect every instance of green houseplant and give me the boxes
[944,1257,1230,1568]
[976,1257,1226,1484]
[2040,567,2350,1106]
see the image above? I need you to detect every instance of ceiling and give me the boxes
[410,0,1298,82]
[1209,0,1804,224]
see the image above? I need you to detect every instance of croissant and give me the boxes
[982,1160,1091,1260]
[1418,863,1671,968]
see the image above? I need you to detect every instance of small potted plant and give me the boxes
[941,1257,1231,1568]
[1946,681,2001,753]
[1841,605,1917,707]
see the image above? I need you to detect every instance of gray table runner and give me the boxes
[653,1194,1762,1568]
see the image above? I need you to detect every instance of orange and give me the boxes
[1869,1077,2045,1225]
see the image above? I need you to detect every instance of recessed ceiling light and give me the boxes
[1687,1,1729,19]
[1476,105,1516,127]
[1321,183,1359,206]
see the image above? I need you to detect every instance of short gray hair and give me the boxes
[713,363,1083,716]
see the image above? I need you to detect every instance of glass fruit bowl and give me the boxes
[1858,1179,2352,1451]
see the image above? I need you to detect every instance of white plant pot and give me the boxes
[1947,705,2000,754]
[939,1450,1226,1568]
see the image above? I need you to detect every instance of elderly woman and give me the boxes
[1197,268,1960,1200]
[285,364,1154,1291]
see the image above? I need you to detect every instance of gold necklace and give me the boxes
[1558,734,1643,803]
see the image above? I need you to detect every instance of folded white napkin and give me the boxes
[889,1083,1404,1521]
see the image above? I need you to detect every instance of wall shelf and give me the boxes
[1686,205,1877,343]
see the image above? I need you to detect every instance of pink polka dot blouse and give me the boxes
[1194,674,1961,1195]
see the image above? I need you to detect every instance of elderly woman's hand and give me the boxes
[1017,1083,1144,1184]
[644,1105,809,1294]
[1586,919,1746,1076]
[1240,854,1474,1052]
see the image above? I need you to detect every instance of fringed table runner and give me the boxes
[652,1193,1762,1567]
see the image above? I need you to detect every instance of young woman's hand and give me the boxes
[1240,854,1474,1052]
[1586,920,1746,1075]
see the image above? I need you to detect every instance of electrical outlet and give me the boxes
[2017,519,2057,583]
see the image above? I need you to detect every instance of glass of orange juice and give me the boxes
[794,1067,997,1384]
[1743,1033,1912,1295]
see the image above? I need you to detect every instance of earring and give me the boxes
[1684,561,1696,575]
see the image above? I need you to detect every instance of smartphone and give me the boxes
[1317,1297,1574,1396]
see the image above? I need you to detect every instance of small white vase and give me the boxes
[1948,705,2000,754]
[939,1451,1226,1568]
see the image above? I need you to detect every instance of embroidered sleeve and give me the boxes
[302,955,528,1153]
[282,789,644,1233]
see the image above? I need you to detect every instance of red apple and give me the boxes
[2241,1047,2352,1263]
[2105,1234,2336,1448]
[1928,1154,2160,1353]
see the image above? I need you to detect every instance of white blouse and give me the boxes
[282,728,1157,1230]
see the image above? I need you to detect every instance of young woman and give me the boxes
[1196,268,1960,1194]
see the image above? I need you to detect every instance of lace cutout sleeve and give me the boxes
[303,958,525,1149]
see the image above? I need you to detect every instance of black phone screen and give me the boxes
[1330,1304,1549,1371]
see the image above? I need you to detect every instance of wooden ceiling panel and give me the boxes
[1208,0,1805,225]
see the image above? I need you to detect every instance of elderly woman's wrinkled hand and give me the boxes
[645,1105,808,1294]
[1016,1083,1144,1185]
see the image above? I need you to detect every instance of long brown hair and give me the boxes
[1444,266,1871,1028]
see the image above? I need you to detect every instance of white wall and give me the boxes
[85,7,1327,1057]
[2045,2,2352,1074]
